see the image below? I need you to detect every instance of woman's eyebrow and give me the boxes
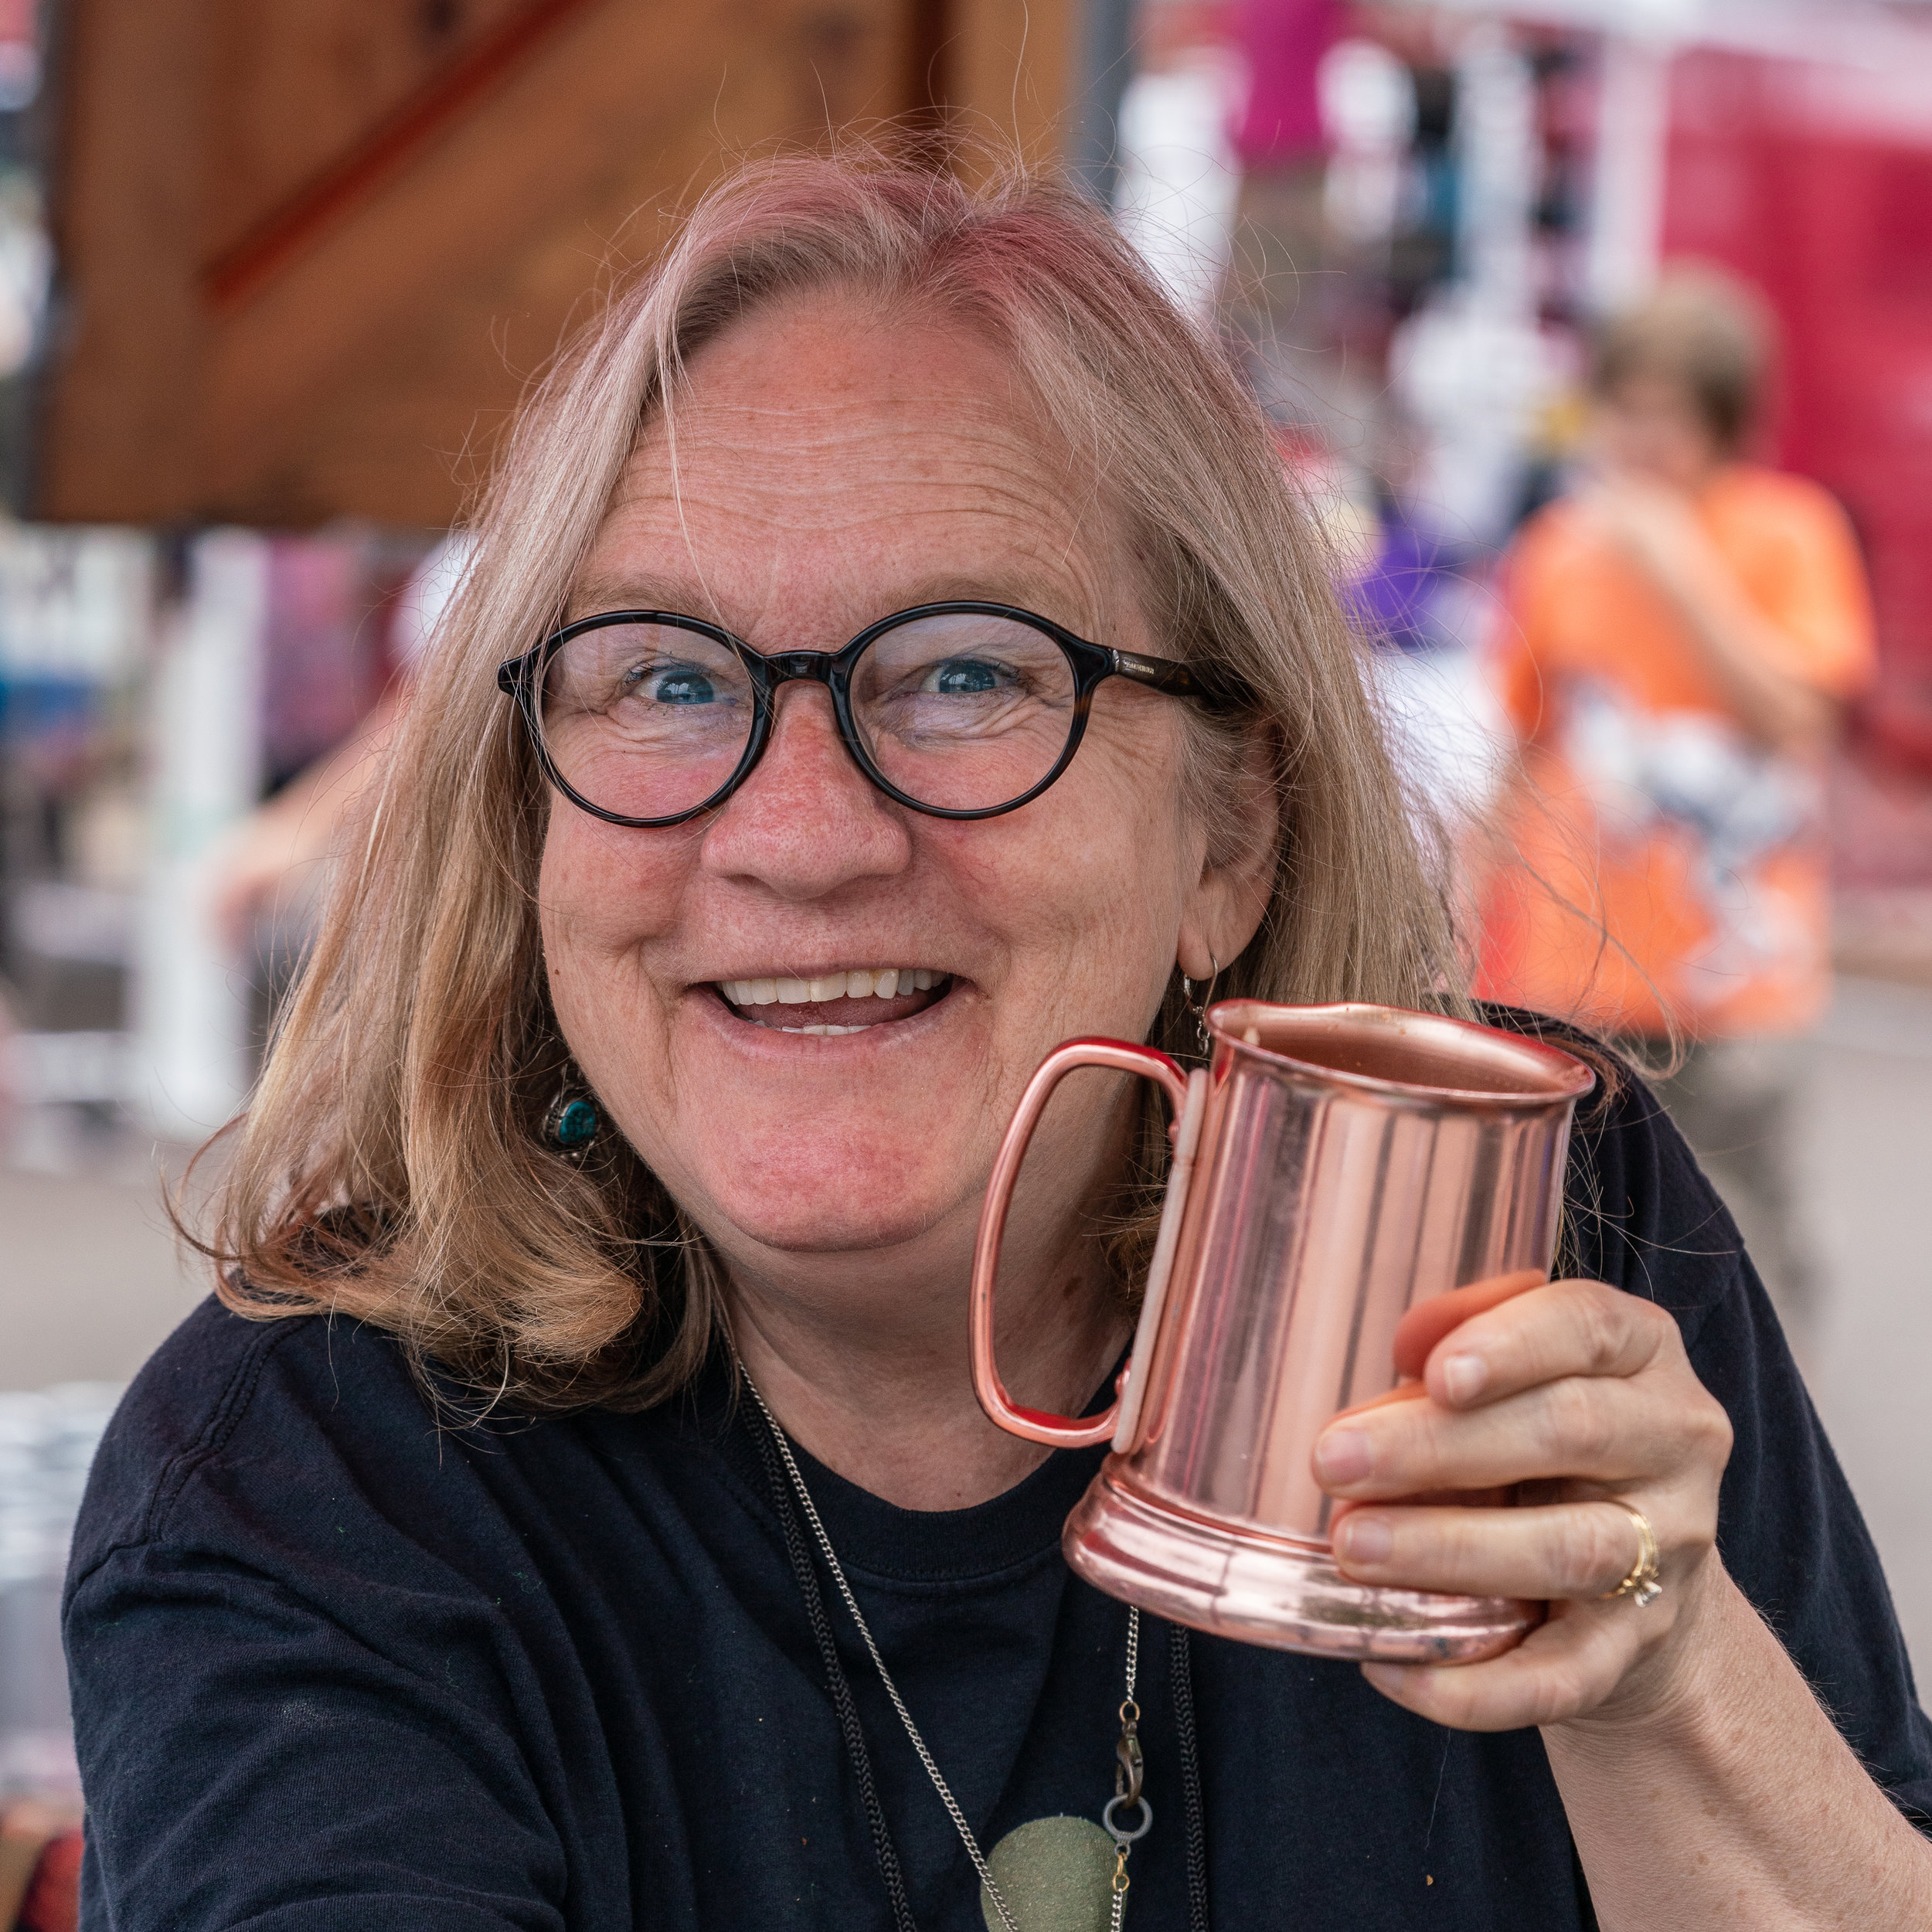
[565,575,706,621]
[893,573,1078,614]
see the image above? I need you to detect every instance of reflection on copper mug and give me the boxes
[970,1001,1596,1662]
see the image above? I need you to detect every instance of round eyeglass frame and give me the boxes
[495,600,1232,827]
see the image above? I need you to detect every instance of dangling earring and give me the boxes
[541,1071,601,1165]
[1179,951,1220,1059]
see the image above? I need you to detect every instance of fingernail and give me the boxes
[1315,1427,1371,1485]
[1362,1662,1410,1696]
[1338,1514,1392,1564]
[1441,1352,1488,1404]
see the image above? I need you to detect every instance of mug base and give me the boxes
[1063,1460,1538,1663]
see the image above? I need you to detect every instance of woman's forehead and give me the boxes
[577,298,1131,634]
[626,298,1082,505]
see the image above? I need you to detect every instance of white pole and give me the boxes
[132,530,266,1142]
[1587,32,1675,317]
[1455,21,1539,322]
[1112,40,1247,328]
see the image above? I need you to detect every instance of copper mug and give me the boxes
[970,1001,1595,1662]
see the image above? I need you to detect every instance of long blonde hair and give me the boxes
[206,149,1466,1412]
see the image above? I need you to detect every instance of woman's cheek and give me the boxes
[538,815,690,962]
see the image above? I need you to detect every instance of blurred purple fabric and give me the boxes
[1345,505,1464,655]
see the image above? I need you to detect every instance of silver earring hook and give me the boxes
[1179,951,1220,1058]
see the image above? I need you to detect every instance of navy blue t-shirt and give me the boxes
[64,1067,1932,1930]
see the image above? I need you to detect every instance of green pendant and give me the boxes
[980,1815,1117,1932]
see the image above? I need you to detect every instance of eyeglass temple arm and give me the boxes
[1109,648,1244,709]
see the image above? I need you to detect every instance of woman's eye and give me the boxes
[925,658,1008,696]
[624,665,717,706]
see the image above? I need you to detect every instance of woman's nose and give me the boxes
[699,681,913,899]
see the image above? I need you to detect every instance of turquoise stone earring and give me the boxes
[542,1079,601,1164]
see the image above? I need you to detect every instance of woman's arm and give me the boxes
[1314,1277,1932,1928]
[1547,1560,1932,1927]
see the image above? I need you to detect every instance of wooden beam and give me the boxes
[203,0,608,312]
[198,0,911,522]
[948,0,1078,172]
[39,0,208,522]
[38,0,1081,528]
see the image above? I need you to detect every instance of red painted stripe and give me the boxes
[203,0,607,312]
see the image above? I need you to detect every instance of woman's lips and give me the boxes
[713,974,954,1034]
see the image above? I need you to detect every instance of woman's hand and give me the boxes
[1313,1277,1734,1734]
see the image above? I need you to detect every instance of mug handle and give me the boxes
[970,1038,1192,1448]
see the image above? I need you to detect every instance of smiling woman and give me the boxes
[64,150,1932,1932]
[202,150,1454,1417]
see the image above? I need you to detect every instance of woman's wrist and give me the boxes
[1544,1557,1932,1928]
[1543,1550,1746,1747]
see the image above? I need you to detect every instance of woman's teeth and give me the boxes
[719,968,943,1006]
[716,967,948,1036]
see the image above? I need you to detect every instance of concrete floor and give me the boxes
[3,978,1930,1682]
[0,1142,207,1390]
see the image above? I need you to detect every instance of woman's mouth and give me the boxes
[713,967,954,1035]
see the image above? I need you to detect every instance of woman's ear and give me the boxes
[1176,723,1280,981]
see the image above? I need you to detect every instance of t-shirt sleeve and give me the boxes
[1549,1035,1932,1827]
[1748,483,1877,700]
[64,1309,570,1930]
[68,1545,567,1930]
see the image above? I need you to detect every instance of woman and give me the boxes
[68,156,1930,1930]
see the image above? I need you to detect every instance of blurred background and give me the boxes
[2,0,1930,1906]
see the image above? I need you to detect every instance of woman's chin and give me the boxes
[639,1104,980,1263]
[697,1182,966,1263]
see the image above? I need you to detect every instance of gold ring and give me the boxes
[1597,1500,1662,1607]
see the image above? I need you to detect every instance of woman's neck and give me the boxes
[726,1247,1131,1512]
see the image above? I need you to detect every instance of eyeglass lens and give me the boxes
[536,611,1080,819]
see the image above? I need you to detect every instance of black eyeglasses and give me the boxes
[496,600,1233,825]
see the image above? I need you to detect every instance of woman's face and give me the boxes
[539,294,1265,1295]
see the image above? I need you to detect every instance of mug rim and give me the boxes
[1206,998,1598,1109]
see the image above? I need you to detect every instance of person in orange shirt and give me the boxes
[1478,270,1876,1335]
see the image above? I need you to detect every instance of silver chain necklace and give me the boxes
[740,1367,1151,1932]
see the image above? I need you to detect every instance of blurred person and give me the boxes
[207,534,474,956]
[1478,269,1876,1339]
[63,158,1932,1931]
